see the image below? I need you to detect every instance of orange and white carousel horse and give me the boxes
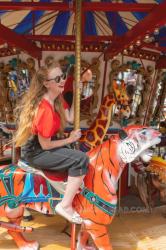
[0,125,161,250]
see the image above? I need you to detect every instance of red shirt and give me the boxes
[32,98,68,138]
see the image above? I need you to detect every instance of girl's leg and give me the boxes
[60,175,85,214]
[29,148,89,221]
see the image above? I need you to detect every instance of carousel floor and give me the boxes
[0,206,166,250]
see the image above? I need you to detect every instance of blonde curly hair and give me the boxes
[15,63,66,147]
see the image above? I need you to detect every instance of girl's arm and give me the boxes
[38,129,81,150]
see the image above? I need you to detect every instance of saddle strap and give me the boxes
[81,188,116,216]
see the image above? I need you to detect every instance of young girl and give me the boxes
[15,63,89,224]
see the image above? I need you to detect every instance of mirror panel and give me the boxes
[0,57,35,123]
[108,59,154,124]
[58,55,100,123]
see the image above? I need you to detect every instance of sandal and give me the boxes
[55,203,83,224]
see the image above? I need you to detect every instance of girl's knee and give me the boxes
[81,154,89,166]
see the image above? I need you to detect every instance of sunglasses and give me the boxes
[46,73,67,83]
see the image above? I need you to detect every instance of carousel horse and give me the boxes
[147,156,166,203]
[0,125,161,250]
[79,80,131,152]
[137,155,166,212]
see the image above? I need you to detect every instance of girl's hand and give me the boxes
[69,129,81,143]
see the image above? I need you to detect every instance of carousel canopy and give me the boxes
[0,0,166,66]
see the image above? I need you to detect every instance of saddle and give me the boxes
[17,159,68,195]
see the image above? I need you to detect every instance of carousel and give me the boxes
[0,1,166,250]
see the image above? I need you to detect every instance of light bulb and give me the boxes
[129,45,134,50]
[136,40,141,46]
[154,28,159,35]
[145,34,150,40]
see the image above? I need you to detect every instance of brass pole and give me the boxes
[74,0,82,130]
[143,69,158,125]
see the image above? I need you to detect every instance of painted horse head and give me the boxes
[0,125,161,250]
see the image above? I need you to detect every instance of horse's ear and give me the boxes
[119,130,128,140]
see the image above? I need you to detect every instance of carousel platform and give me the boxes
[0,206,166,250]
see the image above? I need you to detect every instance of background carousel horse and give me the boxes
[79,80,131,152]
[137,155,166,214]
[0,125,161,250]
